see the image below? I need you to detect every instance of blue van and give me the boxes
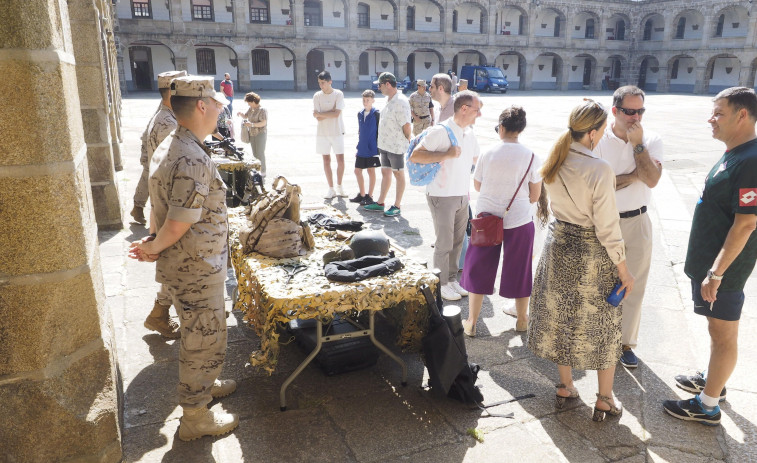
[460,66,509,93]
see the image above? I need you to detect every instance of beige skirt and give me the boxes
[527,220,622,370]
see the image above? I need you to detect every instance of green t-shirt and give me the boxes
[685,138,757,291]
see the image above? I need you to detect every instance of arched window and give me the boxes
[616,20,625,40]
[407,6,415,31]
[480,10,485,34]
[675,17,686,39]
[251,49,270,75]
[671,59,679,79]
[304,1,322,27]
[585,18,595,39]
[250,0,269,24]
[643,19,652,40]
[358,3,370,29]
[518,15,524,35]
[191,0,213,20]
[452,10,458,32]
[553,17,560,37]
[131,0,151,18]
[715,14,725,37]
[196,48,216,74]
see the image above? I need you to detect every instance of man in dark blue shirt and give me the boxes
[664,87,757,426]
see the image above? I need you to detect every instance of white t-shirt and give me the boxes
[313,89,345,137]
[419,119,479,197]
[474,142,542,229]
[377,92,412,154]
[595,123,663,212]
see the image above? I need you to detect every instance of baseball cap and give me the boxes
[157,70,187,89]
[171,75,229,105]
[373,72,397,85]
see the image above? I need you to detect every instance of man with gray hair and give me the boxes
[410,90,481,300]
[595,85,663,369]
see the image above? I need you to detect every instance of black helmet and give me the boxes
[349,230,390,258]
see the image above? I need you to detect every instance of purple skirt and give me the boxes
[460,221,534,298]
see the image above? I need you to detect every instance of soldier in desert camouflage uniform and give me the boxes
[131,70,187,225]
[130,70,187,339]
[128,75,239,441]
[408,80,435,136]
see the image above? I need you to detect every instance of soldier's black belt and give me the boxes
[619,206,646,219]
[418,115,429,119]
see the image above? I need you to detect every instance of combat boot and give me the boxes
[130,206,146,224]
[143,300,180,339]
[178,407,239,441]
[210,379,237,398]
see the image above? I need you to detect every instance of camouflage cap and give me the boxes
[416,80,427,87]
[457,79,468,87]
[157,70,188,89]
[171,75,228,105]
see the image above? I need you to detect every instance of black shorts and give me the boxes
[355,156,381,169]
[379,149,404,170]
[691,279,745,321]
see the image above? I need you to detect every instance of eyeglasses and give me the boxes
[463,104,482,112]
[616,106,646,116]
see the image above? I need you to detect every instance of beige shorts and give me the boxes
[316,135,345,155]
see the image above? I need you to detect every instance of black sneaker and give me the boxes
[349,194,365,203]
[662,396,721,426]
[675,371,727,401]
[619,347,638,368]
[359,194,374,206]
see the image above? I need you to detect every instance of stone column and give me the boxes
[233,0,247,35]
[237,51,251,92]
[70,0,123,230]
[657,66,670,92]
[295,58,308,91]
[0,0,122,461]
[694,66,707,94]
[294,1,305,39]
[523,62,534,90]
[559,64,570,91]
[347,59,359,91]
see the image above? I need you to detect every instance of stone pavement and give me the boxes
[101,91,757,462]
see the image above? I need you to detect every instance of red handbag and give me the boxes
[469,153,535,247]
[470,213,503,247]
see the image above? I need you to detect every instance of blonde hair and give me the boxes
[540,99,607,184]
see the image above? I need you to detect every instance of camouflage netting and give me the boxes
[212,155,261,172]
[229,207,437,375]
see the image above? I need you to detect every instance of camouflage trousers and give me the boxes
[412,117,431,136]
[156,283,172,306]
[168,283,227,409]
[133,157,150,208]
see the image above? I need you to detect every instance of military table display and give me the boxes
[228,207,437,410]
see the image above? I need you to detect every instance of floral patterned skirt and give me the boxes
[527,220,622,370]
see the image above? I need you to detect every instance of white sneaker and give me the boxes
[441,283,462,301]
[449,280,469,297]
[335,184,347,197]
[324,187,336,199]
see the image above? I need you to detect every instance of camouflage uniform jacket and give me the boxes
[146,104,178,163]
[149,126,228,288]
[138,103,163,166]
[408,91,432,119]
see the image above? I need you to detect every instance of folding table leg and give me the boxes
[280,320,323,411]
[368,311,408,386]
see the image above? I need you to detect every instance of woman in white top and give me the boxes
[527,99,635,422]
[460,106,548,336]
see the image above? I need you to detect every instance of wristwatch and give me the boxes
[633,144,645,154]
[707,269,723,281]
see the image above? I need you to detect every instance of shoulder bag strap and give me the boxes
[441,124,459,147]
[505,153,535,213]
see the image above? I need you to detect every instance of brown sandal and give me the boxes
[555,383,579,409]
[592,394,622,421]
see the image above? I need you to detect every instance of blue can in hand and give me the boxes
[606,282,626,307]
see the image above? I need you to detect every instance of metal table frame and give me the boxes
[279,310,408,411]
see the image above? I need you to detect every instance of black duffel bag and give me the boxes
[324,254,403,283]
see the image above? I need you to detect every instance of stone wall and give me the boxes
[116,0,757,94]
[0,0,122,461]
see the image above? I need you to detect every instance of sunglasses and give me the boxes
[616,106,646,116]
[494,125,500,133]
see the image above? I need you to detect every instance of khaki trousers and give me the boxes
[133,157,150,208]
[412,117,431,136]
[427,195,469,285]
[168,283,227,409]
[619,212,653,348]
